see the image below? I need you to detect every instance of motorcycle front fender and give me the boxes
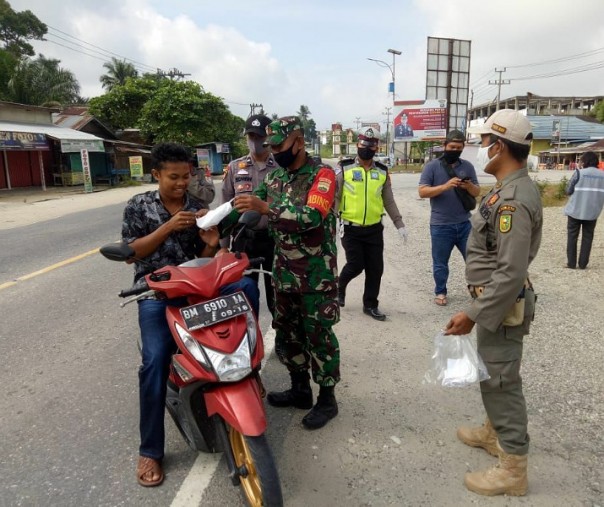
[204,377,266,437]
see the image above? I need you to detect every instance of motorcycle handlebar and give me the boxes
[119,279,150,298]
[247,257,265,267]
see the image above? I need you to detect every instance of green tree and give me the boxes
[296,104,316,145]
[592,101,604,123]
[88,75,160,130]
[0,48,17,99]
[0,0,46,58]
[7,54,80,106]
[297,104,311,121]
[100,57,138,91]
[137,80,244,148]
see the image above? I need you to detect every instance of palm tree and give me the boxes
[7,55,80,106]
[297,105,311,122]
[100,57,138,90]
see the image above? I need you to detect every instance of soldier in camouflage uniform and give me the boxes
[232,116,340,430]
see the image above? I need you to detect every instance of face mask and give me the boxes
[273,142,299,168]
[357,147,375,160]
[475,142,498,172]
[442,150,461,164]
[247,138,268,157]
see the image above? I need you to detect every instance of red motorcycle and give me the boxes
[100,213,282,506]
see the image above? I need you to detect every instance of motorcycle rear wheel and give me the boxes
[228,427,283,507]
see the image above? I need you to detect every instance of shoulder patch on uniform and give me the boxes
[238,161,247,169]
[498,205,517,214]
[499,214,512,233]
[487,193,500,206]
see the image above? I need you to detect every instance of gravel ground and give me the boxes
[269,174,603,506]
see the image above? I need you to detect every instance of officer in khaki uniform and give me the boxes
[445,109,542,497]
[219,114,277,314]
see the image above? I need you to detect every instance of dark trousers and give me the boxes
[567,216,597,269]
[339,223,384,309]
[244,232,275,315]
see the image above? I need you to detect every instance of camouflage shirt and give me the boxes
[122,190,207,282]
[255,156,338,293]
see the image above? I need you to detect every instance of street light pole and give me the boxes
[367,49,401,163]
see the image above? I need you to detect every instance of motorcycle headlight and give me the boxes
[174,322,212,370]
[204,333,252,382]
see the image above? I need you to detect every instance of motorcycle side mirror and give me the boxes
[238,210,261,228]
[100,242,136,262]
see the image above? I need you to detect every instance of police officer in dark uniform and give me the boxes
[219,114,277,313]
[445,110,542,497]
[336,126,407,321]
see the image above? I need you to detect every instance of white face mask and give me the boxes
[475,142,498,172]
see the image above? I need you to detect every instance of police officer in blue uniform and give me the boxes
[220,114,277,314]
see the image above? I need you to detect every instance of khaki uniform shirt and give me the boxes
[465,168,543,332]
[220,153,277,248]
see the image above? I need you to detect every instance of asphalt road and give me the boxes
[1,167,597,507]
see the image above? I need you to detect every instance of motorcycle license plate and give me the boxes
[180,291,250,330]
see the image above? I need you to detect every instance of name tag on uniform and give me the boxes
[352,170,363,182]
[370,171,379,180]
[237,169,249,175]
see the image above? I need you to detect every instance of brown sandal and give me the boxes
[137,456,164,487]
[434,294,448,306]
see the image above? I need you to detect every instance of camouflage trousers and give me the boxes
[272,290,340,386]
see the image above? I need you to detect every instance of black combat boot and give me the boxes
[337,289,345,307]
[301,386,338,430]
[267,371,313,409]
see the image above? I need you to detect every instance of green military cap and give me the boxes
[265,116,303,146]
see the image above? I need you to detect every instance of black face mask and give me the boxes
[442,150,461,164]
[357,147,375,161]
[273,142,299,168]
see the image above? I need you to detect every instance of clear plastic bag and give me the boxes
[424,332,490,387]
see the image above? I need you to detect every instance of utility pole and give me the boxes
[157,68,191,80]
[355,117,361,132]
[489,67,510,112]
[249,103,263,116]
[383,107,392,157]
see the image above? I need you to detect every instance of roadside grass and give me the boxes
[479,177,568,207]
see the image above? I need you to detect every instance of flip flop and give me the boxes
[137,456,164,487]
[434,295,448,306]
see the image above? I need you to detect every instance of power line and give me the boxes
[510,60,604,81]
[46,25,158,72]
[506,46,604,69]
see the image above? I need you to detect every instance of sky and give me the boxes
[9,0,604,131]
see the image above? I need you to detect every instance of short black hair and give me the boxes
[580,151,598,168]
[151,142,190,170]
[488,134,530,163]
[445,129,465,146]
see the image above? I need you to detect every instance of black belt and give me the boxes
[342,220,381,227]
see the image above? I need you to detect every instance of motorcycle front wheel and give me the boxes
[228,427,283,507]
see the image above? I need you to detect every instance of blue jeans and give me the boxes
[137,277,259,459]
[430,221,471,296]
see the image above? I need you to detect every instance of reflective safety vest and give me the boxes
[340,164,387,225]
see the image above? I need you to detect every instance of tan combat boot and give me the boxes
[464,444,528,496]
[457,418,499,456]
